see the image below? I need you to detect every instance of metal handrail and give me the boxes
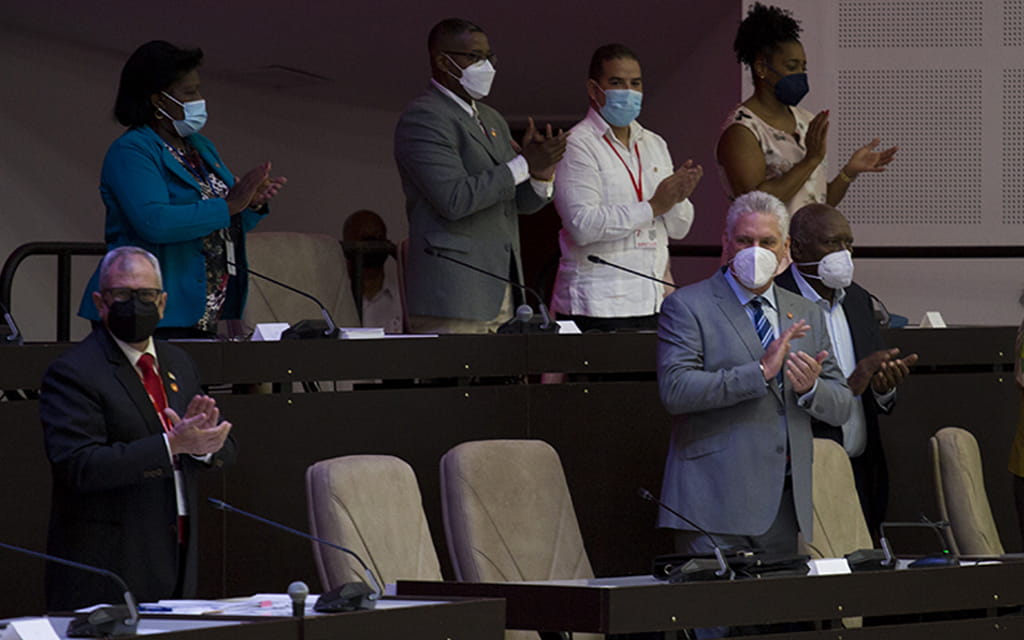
[1,242,106,342]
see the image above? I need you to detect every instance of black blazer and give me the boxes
[41,328,236,610]
[776,267,893,527]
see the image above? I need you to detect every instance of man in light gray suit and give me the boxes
[395,18,568,333]
[656,191,853,559]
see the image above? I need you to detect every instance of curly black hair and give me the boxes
[733,2,802,67]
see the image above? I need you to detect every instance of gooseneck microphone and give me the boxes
[0,300,23,345]
[423,247,556,332]
[228,262,339,339]
[637,488,734,580]
[0,541,139,637]
[208,498,381,610]
[587,255,678,289]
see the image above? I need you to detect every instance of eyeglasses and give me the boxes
[443,50,498,67]
[102,288,163,304]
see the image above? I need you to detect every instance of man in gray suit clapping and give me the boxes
[395,17,568,334]
[656,191,853,561]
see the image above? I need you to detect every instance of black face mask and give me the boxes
[106,298,161,343]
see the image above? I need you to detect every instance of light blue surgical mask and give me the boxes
[598,88,643,127]
[159,92,208,137]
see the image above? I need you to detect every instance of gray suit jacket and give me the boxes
[656,270,853,539]
[394,85,551,320]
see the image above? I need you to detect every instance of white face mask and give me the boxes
[445,55,496,100]
[731,246,778,290]
[159,92,207,137]
[797,249,854,289]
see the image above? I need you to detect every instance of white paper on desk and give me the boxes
[341,327,385,339]
[0,618,60,640]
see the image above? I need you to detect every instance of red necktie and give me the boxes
[137,353,170,432]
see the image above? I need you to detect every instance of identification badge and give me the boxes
[634,225,658,249]
[226,239,237,275]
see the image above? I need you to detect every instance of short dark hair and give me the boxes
[733,2,802,68]
[427,18,484,54]
[113,40,203,127]
[588,43,639,81]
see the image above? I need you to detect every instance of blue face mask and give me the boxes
[598,88,643,127]
[159,92,208,137]
[770,70,809,106]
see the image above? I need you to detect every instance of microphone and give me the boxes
[0,300,23,345]
[423,247,556,332]
[587,254,677,289]
[207,498,381,611]
[637,488,734,581]
[287,581,309,618]
[879,517,955,567]
[0,541,139,637]
[228,262,339,339]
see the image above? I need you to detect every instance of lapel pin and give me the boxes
[786,312,794,319]
[167,371,176,380]
[490,128,497,137]
[170,382,180,393]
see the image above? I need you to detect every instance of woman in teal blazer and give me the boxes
[79,40,285,336]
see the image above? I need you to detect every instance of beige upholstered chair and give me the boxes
[931,426,1005,556]
[306,455,442,591]
[441,439,597,640]
[808,438,873,558]
[242,231,360,334]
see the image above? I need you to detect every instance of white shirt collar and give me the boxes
[582,107,645,147]
[724,268,778,310]
[790,265,846,308]
[108,329,157,368]
[431,78,475,117]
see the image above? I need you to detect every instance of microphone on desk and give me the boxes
[287,581,309,618]
[0,540,139,637]
[879,517,955,568]
[587,255,678,289]
[423,247,557,333]
[0,300,23,345]
[228,262,339,339]
[637,488,734,581]
[208,498,381,611]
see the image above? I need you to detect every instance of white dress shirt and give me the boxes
[790,267,894,457]
[360,258,404,334]
[551,108,694,317]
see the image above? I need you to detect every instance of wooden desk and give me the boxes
[398,564,1024,638]
[30,597,504,640]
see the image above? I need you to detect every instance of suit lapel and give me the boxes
[429,87,504,164]
[154,342,187,416]
[99,329,166,436]
[140,126,211,197]
[710,272,766,361]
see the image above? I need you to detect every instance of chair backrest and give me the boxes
[440,439,595,583]
[242,231,360,333]
[306,455,442,590]
[809,438,873,558]
[930,426,1005,556]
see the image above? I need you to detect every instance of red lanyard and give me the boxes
[603,135,643,202]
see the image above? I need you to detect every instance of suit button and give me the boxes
[777,407,785,415]
[504,242,511,251]
[776,446,785,454]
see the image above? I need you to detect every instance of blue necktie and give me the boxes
[750,297,782,385]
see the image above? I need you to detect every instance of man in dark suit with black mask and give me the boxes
[41,246,236,610]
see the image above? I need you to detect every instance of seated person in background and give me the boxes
[43,246,235,610]
[551,43,702,333]
[776,203,916,534]
[342,209,403,333]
